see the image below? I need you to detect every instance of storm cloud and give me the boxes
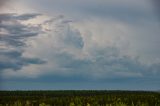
[0,0,160,90]
[7,16,157,80]
[0,13,46,72]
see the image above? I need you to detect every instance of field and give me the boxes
[0,90,160,106]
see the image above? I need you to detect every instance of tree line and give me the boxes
[0,90,160,106]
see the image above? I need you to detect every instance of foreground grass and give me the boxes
[0,90,160,106]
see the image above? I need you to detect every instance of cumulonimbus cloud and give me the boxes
[7,14,158,80]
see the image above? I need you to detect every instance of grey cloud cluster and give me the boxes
[0,11,159,80]
[52,45,147,79]
[0,13,41,22]
[25,0,155,23]
[0,13,45,72]
[0,0,159,90]
[152,0,160,19]
[0,51,45,71]
[0,13,41,46]
[19,16,160,79]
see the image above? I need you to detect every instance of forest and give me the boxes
[0,90,160,106]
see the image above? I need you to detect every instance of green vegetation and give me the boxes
[0,90,160,106]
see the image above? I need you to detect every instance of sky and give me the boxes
[0,0,160,90]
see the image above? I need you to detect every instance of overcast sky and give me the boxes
[0,0,160,90]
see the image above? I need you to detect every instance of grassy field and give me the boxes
[0,90,160,106]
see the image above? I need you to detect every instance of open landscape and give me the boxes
[0,90,160,106]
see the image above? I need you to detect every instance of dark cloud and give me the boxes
[0,13,41,23]
[0,51,45,70]
[28,0,155,23]
[0,13,41,47]
[152,0,160,20]
[0,13,46,72]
